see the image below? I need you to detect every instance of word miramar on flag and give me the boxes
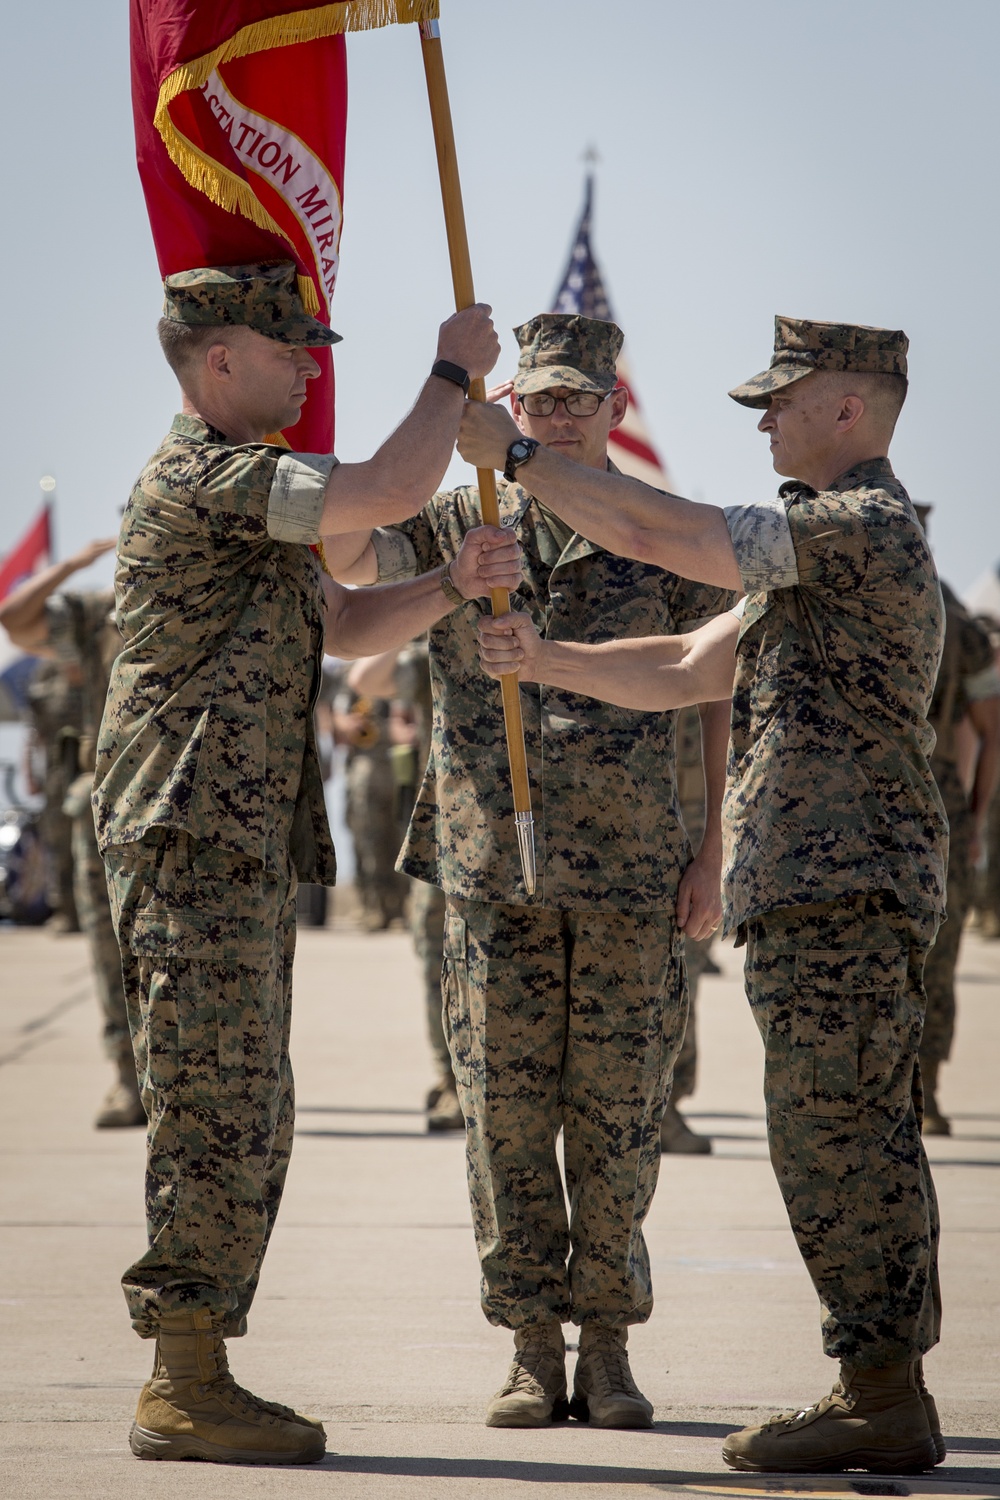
[131,0,439,450]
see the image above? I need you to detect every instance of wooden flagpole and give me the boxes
[417,16,536,897]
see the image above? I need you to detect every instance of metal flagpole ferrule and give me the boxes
[515,811,536,897]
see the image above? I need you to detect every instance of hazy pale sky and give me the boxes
[2,0,997,597]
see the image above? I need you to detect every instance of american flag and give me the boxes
[552,173,673,491]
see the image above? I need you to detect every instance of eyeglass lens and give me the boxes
[521,391,605,417]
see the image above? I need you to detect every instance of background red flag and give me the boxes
[131,0,438,450]
[0,506,51,603]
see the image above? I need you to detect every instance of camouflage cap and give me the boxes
[162,262,340,347]
[512,313,623,395]
[728,315,908,408]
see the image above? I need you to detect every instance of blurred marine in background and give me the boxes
[0,537,144,1127]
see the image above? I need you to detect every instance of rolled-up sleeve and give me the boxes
[371,527,419,582]
[266,452,339,544]
[723,500,800,592]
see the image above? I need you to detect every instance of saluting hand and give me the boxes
[449,525,522,600]
[70,537,118,571]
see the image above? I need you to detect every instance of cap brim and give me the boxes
[727,363,814,409]
[261,316,342,348]
[513,365,615,396]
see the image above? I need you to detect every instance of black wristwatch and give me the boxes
[504,437,540,483]
[430,359,470,395]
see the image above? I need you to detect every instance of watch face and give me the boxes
[512,440,533,461]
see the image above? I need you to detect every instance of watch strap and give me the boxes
[439,561,466,608]
[430,359,470,394]
[503,438,540,483]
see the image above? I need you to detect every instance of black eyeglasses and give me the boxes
[519,388,619,418]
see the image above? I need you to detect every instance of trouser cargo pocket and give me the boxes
[790,947,910,1116]
[130,909,245,1098]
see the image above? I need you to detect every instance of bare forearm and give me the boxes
[696,697,732,852]
[524,446,741,588]
[319,379,464,535]
[347,649,402,699]
[0,557,80,647]
[523,636,708,711]
[323,568,455,658]
[325,535,378,584]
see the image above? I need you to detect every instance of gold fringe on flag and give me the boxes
[297,275,321,314]
[154,1,440,265]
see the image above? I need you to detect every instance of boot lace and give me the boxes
[192,1340,289,1425]
[764,1382,851,1430]
[583,1337,640,1398]
[500,1335,561,1397]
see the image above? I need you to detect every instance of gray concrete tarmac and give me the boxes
[2,897,998,1499]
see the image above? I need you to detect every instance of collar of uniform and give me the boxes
[778,454,895,500]
[170,412,233,446]
[504,456,623,564]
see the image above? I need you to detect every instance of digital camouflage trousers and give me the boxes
[671,931,714,1102]
[443,897,687,1331]
[104,831,296,1339]
[72,797,131,1067]
[921,761,972,1066]
[410,876,449,1080]
[742,891,941,1366]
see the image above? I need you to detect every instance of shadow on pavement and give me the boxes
[295,1129,448,1141]
[296,1104,425,1117]
[320,1454,1000,1489]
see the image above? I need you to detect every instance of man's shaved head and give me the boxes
[158,318,232,382]
[820,370,908,434]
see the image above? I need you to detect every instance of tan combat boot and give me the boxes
[722,1360,939,1473]
[95,1052,146,1129]
[130,1308,326,1464]
[427,1081,465,1133]
[660,1100,712,1154]
[919,1058,951,1136]
[570,1323,654,1428]
[485,1321,568,1427]
[916,1358,946,1463]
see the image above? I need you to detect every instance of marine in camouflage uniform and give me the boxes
[92,261,503,1465]
[367,315,734,1425]
[50,583,143,1126]
[719,323,948,1471]
[339,689,409,929]
[96,393,337,1345]
[26,657,83,930]
[458,316,950,1471]
[979,744,1000,935]
[393,641,455,1126]
[917,569,999,1132]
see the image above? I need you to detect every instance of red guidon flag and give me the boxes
[131,0,439,450]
